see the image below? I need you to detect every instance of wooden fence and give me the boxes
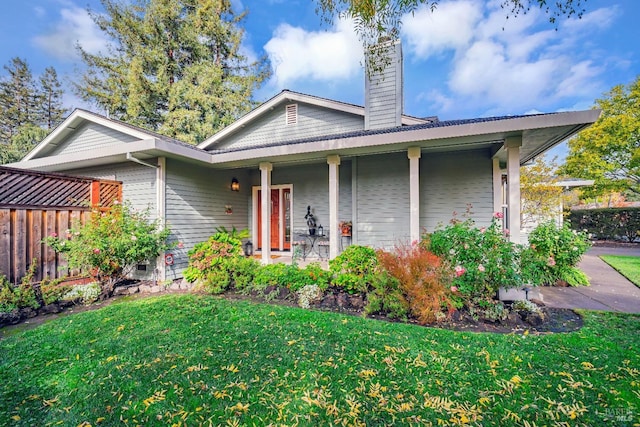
[0,166,122,284]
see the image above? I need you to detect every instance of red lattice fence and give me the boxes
[0,166,122,284]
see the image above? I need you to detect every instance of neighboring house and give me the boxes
[11,40,600,281]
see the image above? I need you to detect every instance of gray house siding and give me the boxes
[355,152,410,249]
[216,103,363,150]
[165,159,249,277]
[249,161,352,241]
[365,40,403,130]
[49,122,139,156]
[421,149,494,232]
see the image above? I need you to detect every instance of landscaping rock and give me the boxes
[169,281,182,291]
[138,285,152,294]
[179,279,192,290]
[114,286,131,296]
[150,286,162,293]
[348,295,365,310]
[278,287,291,299]
[318,293,336,308]
[41,303,62,315]
[23,307,37,318]
[127,286,140,295]
[506,312,521,325]
[525,312,544,327]
[336,292,349,309]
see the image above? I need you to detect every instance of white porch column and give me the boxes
[492,157,503,229]
[327,155,340,260]
[506,137,522,244]
[408,147,421,243]
[156,157,166,281]
[259,162,272,264]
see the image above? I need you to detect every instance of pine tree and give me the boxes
[38,67,67,130]
[0,59,67,164]
[0,58,38,143]
[76,0,271,145]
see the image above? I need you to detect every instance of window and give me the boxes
[285,104,298,125]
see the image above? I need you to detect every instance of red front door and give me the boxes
[257,188,291,251]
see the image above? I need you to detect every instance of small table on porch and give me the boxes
[293,232,330,260]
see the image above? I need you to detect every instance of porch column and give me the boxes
[506,137,522,244]
[327,155,340,260]
[492,157,503,229]
[259,162,272,264]
[156,157,166,282]
[408,147,421,243]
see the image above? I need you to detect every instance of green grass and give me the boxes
[601,255,640,287]
[1,294,639,426]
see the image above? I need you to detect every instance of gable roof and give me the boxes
[197,89,435,150]
[14,109,211,172]
[23,109,201,161]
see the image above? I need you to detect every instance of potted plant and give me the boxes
[339,221,352,236]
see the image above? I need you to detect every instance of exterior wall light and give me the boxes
[231,177,240,192]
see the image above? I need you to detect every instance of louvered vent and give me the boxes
[285,104,298,125]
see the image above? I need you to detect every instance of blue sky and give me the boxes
[1,0,639,159]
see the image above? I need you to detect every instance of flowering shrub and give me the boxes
[521,221,591,286]
[427,216,521,303]
[184,232,248,294]
[0,264,39,313]
[329,245,378,294]
[376,243,453,324]
[44,202,171,298]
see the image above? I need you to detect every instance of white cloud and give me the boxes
[403,0,482,59]
[32,6,108,62]
[264,19,363,88]
[402,1,617,115]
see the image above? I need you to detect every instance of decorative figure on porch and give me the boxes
[305,205,317,235]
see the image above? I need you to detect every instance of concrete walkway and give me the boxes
[538,246,640,314]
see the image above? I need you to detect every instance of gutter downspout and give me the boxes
[126,152,166,284]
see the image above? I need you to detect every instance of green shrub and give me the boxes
[40,277,72,305]
[329,245,378,294]
[0,263,40,313]
[427,216,521,302]
[302,262,331,292]
[44,202,171,297]
[364,272,409,321]
[184,232,244,294]
[228,257,259,291]
[569,207,640,242]
[522,221,591,286]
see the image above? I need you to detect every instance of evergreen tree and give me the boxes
[0,58,38,142]
[76,0,271,145]
[38,67,67,130]
[0,58,67,164]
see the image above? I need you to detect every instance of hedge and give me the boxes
[568,207,640,242]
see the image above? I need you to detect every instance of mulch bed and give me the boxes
[1,283,583,338]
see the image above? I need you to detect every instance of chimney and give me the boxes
[364,39,403,130]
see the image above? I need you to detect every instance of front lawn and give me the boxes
[1,294,639,426]
[600,255,640,287]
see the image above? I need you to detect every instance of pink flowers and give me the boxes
[93,248,101,254]
[455,265,466,277]
[177,242,185,249]
[547,256,556,267]
[450,286,458,292]
[51,232,57,238]
[493,212,504,219]
[478,264,485,272]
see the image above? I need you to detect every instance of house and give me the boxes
[11,40,600,281]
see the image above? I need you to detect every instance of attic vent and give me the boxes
[285,104,298,125]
